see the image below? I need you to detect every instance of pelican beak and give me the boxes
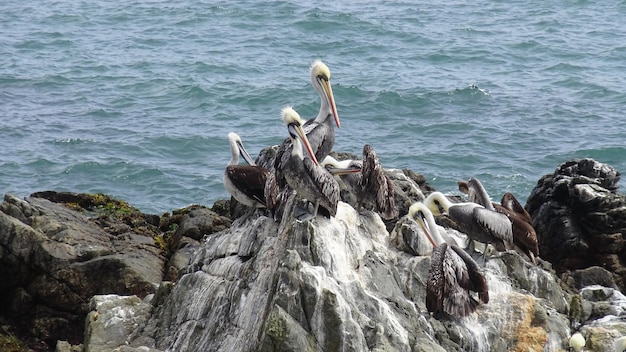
[325,164,361,176]
[320,78,340,128]
[237,140,256,166]
[416,211,438,248]
[409,204,438,248]
[289,123,319,165]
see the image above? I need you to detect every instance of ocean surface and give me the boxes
[2,0,625,215]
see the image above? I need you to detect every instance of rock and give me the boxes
[562,266,619,291]
[83,295,157,352]
[526,158,626,292]
[0,192,166,349]
[54,340,82,352]
[5,158,626,352]
[91,198,581,351]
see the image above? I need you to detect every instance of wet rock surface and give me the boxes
[1,158,625,351]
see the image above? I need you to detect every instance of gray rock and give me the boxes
[93,199,580,351]
[84,295,157,352]
[0,193,166,348]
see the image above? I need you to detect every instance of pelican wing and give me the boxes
[264,171,279,213]
[450,245,489,304]
[426,243,446,314]
[273,137,292,188]
[467,178,494,210]
[361,144,398,220]
[494,205,539,264]
[441,244,481,317]
[378,174,398,220]
[472,207,513,243]
[226,165,268,206]
[302,157,340,216]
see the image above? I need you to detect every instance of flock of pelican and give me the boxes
[223,60,539,319]
[225,60,395,221]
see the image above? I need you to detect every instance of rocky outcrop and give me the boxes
[0,193,164,348]
[2,158,626,351]
[79,187,621,351]
[0,192,229,351]
[526,158,626,292]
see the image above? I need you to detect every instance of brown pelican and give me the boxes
[458,180,539,264]
[424,191,513,256]
[281,107,340,218]
[359,144,398,220]
[501,192,533,224]
[495,193,539,264]
[320,155,362,176]
[223,132,268,208]
[274,60,340,182]
[302,60,340,160]
[409,202,489,318]
[321,146,397,220]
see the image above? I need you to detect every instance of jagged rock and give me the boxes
[561,266,619,291]
[526,158,626,292]
[5,158,626,352]
[88,196,593,351]
[83,295,157,352]
[0,193,166,349]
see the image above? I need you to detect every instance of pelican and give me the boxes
[495,193,539,264]
[409,202,489,318]
[223,132,268,208]
[458,180,539,264]
[457,178,495,210]
[274,60,340,184]
[302,60,340,160]
[424,191,513,256]
[321,155,362,176]
[281,106,340,218]
[501,192,533,224]
[359,144,398,220]
[568,332,585,352]
[321,146,397,220]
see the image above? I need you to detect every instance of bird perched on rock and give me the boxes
[359,144,398,220]
[424,191,513,260]
[409,202,489,318]
[223,132,269,209]
[458,179,539,264]
[321,145,398,220]
[280,106,340,218]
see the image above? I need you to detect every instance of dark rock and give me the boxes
[0,193,166,350]
[526,158,626,292]
[561,266,619,291]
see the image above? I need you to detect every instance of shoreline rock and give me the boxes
[0,158,624,351]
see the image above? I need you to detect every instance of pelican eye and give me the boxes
[317,74,328,82]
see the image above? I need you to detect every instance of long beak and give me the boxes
[237,140,256,166]
[320,78,340,128]
[290,123,319,165]
[325,165,361,176]
[415,211,438,248]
